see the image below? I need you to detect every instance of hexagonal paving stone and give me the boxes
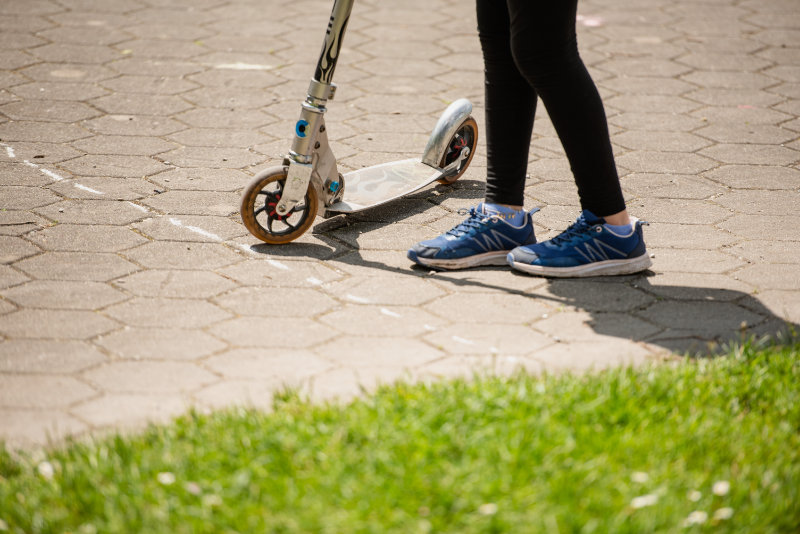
[59,154,169,178]
[424,322,552,355]
[18,62,117,83]
[0,339,107,373]
[615,151,717,175]
[609,112,707,132]
[208,316,336,348]
[1,186,60,210]
[640,271,755,301]
[648,248,745,274]
[114,270,237,298]
[532,309,661,343]
[753,290,800,324]
[726,240,800,265]
[91,93,193,116]
[700,144,799,166]
[733,264,800,291]
[14,251,139,281]
[157,146,265,169]
[713,190,800,215]
[95,327,228,360]
[213,286,337,317]
[192,380,278,411]
[613,131,712,152]
[141,190,240,216]
[123,241,241,270]
[325,274,445,307]
[133,216,246,242]
[100,75,199,95]
[642,223,739,249]
[31,43,119,63]
[10,81,109,101]
[637,300,766,337]
[0,210,48,237]
[217,258,343,287]
[605,94,699,114]
[0,309,118,339]
[0,236,39,263]
[81,360,216,394]
[0,408,88,447]
[205,348,332,381]
[0,120,91,143]
[175,107,276,129]
[332,223,430,250]
[2,280,127,310]
[71,393,189,429]
[531,279,654,313]
[28,224,148,252]
[0,265,29,289]
[529,340,653,372]
[36,200,150,225]
[319,304,447,337]
[83,115,186,136]
[0,161,52,187]
[148,168,252,191]
[70,135,177,156]
[634,198,732,225]
[104,297,231,329]
[704,165,800,190]
[425,293,552,324]
[720,214,800,241]
[316,336,443,368]
[621,174,724,200]
[0,100,99,122]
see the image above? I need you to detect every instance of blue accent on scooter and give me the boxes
[296,120,309,138]
[329,181,340,192]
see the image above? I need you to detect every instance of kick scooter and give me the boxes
[240,0,479,244]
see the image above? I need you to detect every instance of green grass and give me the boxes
[1,340,799,533]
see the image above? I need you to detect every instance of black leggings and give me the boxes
[478,0,626,217]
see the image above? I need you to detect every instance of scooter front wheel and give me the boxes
[240,166,318,244]
[437,116,478,185]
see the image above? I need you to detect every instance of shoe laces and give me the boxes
[550,214,597,246]
[446,207,496,237]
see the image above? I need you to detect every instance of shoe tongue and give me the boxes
[581,209,604,225]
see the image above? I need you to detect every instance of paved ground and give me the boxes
[1,0,799,448]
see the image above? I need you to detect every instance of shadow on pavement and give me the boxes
[535,274,798,356]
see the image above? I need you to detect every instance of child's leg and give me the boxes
[477,0,536,208]
[505,0,626,219]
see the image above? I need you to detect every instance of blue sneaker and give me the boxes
[507,209,651,277]
[408,204,539,270]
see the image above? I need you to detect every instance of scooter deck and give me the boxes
[325,158,441,214]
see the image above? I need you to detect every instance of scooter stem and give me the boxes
[314,0,354,85]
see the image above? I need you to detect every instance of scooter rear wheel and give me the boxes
[437,116,478,185]
[240,166,318,244]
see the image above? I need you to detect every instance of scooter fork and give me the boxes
[275,0,353,216]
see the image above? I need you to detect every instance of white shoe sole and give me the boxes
[508,254,652,278]
[413,251,510,270]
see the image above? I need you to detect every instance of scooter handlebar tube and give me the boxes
[314,0,354,85]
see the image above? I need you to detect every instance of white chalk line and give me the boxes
[127,201,149,213]
[267,259,289,271]
[74,183,104,195]
[168,217,223,241]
